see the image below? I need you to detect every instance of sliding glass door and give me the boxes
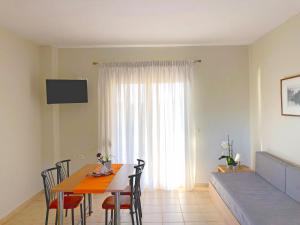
[99,61,195,190]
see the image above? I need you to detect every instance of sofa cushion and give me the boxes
[255,151,286,192]
[210,172,300,225]
[286,165,300,203]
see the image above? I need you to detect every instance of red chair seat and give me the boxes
[50,196,83,209]
[102,196,131,210]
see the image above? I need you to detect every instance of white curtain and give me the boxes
[98,61,196,190]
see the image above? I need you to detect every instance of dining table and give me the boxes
[52,163,135,225]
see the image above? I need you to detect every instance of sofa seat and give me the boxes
[210,172,300,225]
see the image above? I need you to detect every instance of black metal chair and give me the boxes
[55,159,93,219]
[102,168,143,225]
[55,159,71,183]
[41,167,84,225]
[55,160,72,218]
[112,159,145,221]
[134,159,145,218]
[112,159,145,195]
[120,159,145,195]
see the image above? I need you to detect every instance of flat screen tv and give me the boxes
[46,79,88,104]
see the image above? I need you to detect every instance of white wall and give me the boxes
[57,46,250,183]
[0,28,42,218]
[249,13,300,166]
[40,46,61,169]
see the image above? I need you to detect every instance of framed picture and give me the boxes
[281,75,300,116]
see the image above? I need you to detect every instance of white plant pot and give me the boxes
[104,161,112,170]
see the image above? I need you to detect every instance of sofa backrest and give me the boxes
[286,165,300,202]
[256,151,300,203]
[255,152,287,192]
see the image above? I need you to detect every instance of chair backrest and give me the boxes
[41,167,59,208]
[135,159,145,173]
[128,169,143,203]
[55,159,71,183]
[137,159,145,166]
[135,159,145,191]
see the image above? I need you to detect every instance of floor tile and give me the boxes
[2,189,227,225]
[163,213,184,222]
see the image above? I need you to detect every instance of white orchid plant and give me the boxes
[219,135,237,166]
[96,139,112,164]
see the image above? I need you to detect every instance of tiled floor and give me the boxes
[3,188,226,225]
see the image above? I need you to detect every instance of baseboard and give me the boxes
[0,191,43,224]
[194,183,209,187]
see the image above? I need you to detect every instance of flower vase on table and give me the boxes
[96,152,113,175]
[103,160,112,171]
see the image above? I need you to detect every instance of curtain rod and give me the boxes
[92,59,201,65]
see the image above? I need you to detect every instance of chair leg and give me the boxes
[105,210,108,225]
[55,209,58,225]
[129,208,135,225]
[110,209,114,225]
[137,197,142,218]
[134,202,140,225]
[80,203,84,225]
[71,209,75,225]
[45,208,49,225]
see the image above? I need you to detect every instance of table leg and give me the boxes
[58,191,64,225]
[114,192,121,225]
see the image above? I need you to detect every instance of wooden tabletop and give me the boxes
[217,164,252,173]
[52,163,135,193]
[52,164,96,193]
[106,164,135,192]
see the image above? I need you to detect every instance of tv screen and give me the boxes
[46,79,88,104]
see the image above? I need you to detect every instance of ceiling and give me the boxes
[0,0,300,47]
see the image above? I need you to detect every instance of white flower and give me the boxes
[221,141,229,149]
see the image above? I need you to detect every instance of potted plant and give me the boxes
[218,135,237,167]
[97,139,112,171]
[96,152,112,170]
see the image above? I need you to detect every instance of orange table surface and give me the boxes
[73,164,123,193]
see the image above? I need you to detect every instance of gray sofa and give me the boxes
[210,152,300,225]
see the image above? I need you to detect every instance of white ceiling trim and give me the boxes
[54,43,248,48]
